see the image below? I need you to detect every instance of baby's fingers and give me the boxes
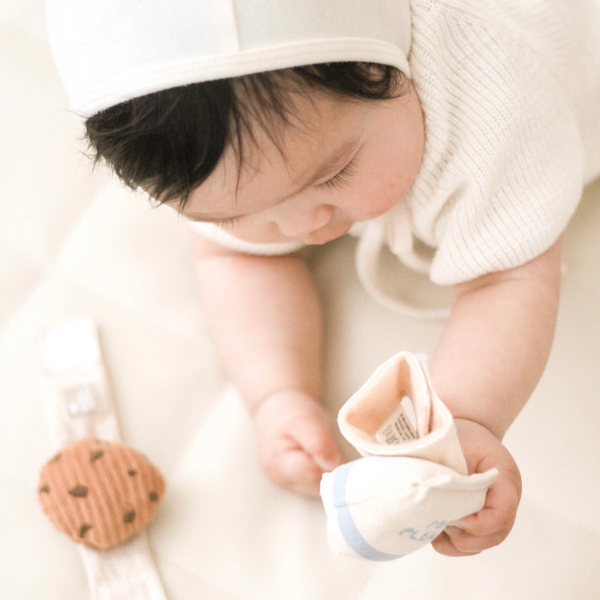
[433,523,507,557]
[269,447,326,497]
[257,408,343,497]
[291,414,344,472]
[432,470,520,556]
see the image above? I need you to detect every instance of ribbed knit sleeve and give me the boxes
[405,0,589,285]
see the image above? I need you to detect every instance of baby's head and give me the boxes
[85,63,425,246]
[47,0,417,246]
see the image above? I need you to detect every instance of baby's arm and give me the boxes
[430,239,562,556]
[192,233,343,496]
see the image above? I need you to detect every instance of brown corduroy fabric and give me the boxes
[38,437,165,550]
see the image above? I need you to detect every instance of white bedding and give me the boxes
[2,2,600,598]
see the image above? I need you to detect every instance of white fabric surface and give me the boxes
[45,0,411,117]
[322,457,496,560]
[2,3,600,599]
[407,0,600,285]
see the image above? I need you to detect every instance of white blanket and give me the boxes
[2,2,600,598]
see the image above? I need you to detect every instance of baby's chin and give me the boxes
[300,223,353,245]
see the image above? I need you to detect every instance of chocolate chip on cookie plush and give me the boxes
[38,437,165,550]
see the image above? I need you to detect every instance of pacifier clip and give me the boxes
[36,318,168,600]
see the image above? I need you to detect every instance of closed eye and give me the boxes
[213,215,242,229]
[191,156,357,228]
[317,159,357,191]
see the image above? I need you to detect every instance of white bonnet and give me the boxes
[45,0,412,117]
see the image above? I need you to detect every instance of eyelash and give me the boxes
[318,160,357,191]
[214,216,242,229]
[212,159,357,227]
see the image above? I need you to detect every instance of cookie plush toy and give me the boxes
[38,437,165,550]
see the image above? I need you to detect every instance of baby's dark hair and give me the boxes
[85,62,408,208]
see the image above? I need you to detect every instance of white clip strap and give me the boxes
[355,217,451,320]
[81,535,167,600]
[36,318,168,600]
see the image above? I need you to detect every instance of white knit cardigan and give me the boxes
[193,0,600,317]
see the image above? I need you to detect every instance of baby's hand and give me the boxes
[252,389,344,497]
[432,418,522,557]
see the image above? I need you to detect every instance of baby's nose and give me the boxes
[276,204,334,238]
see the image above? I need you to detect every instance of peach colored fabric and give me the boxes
[38,437,165,550]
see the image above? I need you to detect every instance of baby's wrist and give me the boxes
[453,416,503,441]
[249,386,319,419]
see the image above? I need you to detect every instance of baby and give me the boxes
[47,0,600,558]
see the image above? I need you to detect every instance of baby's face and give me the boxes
[176,85,425,246]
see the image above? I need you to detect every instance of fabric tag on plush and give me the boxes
[375,397,417,444]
